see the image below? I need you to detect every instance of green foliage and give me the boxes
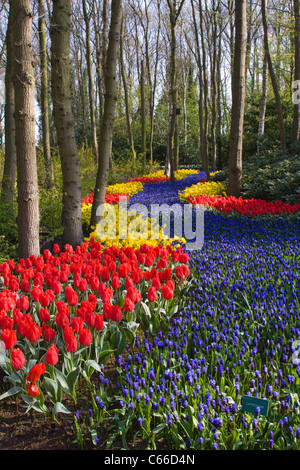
[211,147,300,204]
[241,148,300,203]
[0,202,18,262]
[79,144,98,197]
[243,92,294,159]
[37,148,63,243]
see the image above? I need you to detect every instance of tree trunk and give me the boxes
[38,0,54,188]
[12,0,40,258]
[257,50,268,154]
[90,0,122,228]
[261,0,287,152]
[1,2,16,209]
[50,0,83,248]
[292,0,300,143]
[82,0,99,163]
[140,59,146,169]
[120,17,136,169]
[191,0,210,179]
[228,0,247,198]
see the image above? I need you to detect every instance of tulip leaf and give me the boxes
[0,386,24,401]
[53,401,72,415]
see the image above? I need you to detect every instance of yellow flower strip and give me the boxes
[179,180,227,202]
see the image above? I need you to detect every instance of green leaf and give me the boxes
[86,359,103,373]
[152,423,166,435]
[53,401,72,415]
[54,368,71,395]
[0,386,24,401]
[97,349,115,364]
[67,367,80,392]
[44,377,60,404]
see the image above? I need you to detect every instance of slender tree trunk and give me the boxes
[182,68,187,145]
[12,0,40,258]
[120,17,136,169]
[168,17,177,181]
[38,0,54,188]
[216,14,223,170]
[191,0,210,179]
[261,0,287,152]
[90,0,122,228]
[50,0,83,248]
[210,1,220,172]
[257,50,268,154]
[292,0,300,143]
[1,2,16,208]
[140,59,146,169]
[82,0,98,163]
[199,1,210,176]
[228,0,247,198]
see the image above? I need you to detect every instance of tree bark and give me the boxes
[82,0,99,163]
[166,0,185,181]
[50,0,83,248]
[1,2,16,209]
[257,50,268,154]
[140,59,146,169]
[191,0,210,179]
[38,0,54,188]
[120,16,136,169]
[90,0,122,228]
[228,0,247,198]
[12,0,40,258]
[292,0,300,143]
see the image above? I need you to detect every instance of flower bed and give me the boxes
[0,239,191,417]
[179,180,227,201]
[184,194,300,217]
[2,169,300,450]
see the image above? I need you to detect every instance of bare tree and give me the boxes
[1,1,16,208]
[50,0,83,248]
[120,13,136,169]
[12,0,40,257]
[90,0,123,228]
[82,0,99,163]
[166,0,186,181]
[38,0,54,188]
[292,0,300,143]
[228,0,247,197]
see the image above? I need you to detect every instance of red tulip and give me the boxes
[25,322,41,343]
[111,305,122,322]
[11,348,26,370]
[147,287,157,302]
[162,285,173,300]
[1,328,17,350]
[27,383,40,397]
[103,303,112,320]
[42,323,56,342]
[25,362,46,385]
[123,297,135,312]
[94,314,104,330]
[79,328,92,346]
[19,296,30,311]
[40,308,50,323]
[45,344,59,366]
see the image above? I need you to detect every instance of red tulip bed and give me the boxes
[82,192,129,205]
[0,239,191,421]
[186,194,300,217]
